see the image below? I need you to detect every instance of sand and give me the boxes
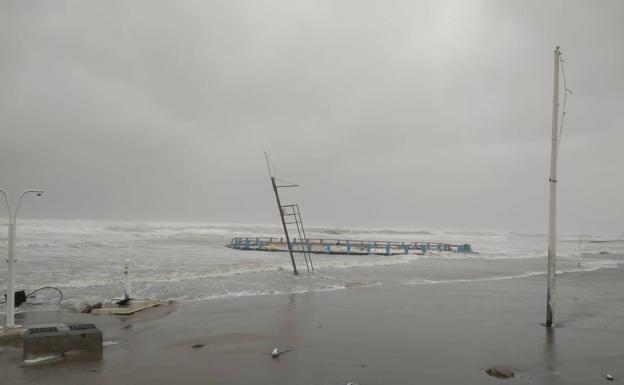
[2,266,623,384]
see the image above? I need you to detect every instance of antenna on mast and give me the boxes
[264,151,274,178]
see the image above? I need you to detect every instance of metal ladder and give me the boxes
[265,151,313,275]
[282,204,314,273]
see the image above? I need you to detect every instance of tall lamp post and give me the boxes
[0,188,44,328]
[546,46,561,328]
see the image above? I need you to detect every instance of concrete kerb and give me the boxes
[0,327,25,343]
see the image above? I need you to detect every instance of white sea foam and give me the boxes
[406,271,546,285]
[23,355,59,365]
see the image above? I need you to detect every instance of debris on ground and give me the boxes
[81,302,102,313]
[485,366,515,379]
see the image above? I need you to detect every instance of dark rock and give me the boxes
[192,344,204,349]
[486,366,515,378]
[81,302,102,314]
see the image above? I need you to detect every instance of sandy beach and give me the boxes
[2,264,622,385]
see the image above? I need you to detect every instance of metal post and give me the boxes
[1,188,44,328]
[271,177,298,275]
[6,221,16,327]
[546,46,561,328]
[124,259,132,301]
[578,235,582,268]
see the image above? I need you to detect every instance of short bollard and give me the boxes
[124,259,132,301]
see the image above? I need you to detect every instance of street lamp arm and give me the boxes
[14,189,45,219]
[0,188,11,219]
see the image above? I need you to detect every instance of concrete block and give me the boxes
[23,323,102,359]
[0,327,24,343]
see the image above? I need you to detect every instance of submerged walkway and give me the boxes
[228,237,473,255]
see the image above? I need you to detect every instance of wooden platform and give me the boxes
[91,300,160,315]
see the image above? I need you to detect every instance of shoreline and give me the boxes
[4,256,619,315]
[2,262,621,319]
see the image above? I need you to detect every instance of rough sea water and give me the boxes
[0,220,622,312]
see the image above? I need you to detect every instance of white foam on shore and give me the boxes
[23,355,58,365]
[406,262,620,286]
[177,284,351,303]
[406,271,546,285]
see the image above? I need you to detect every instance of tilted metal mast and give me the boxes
[546,46,561,328]
[265,152,299,275]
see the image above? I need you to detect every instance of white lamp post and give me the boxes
[546,46,561,328]
[0,188,44,328]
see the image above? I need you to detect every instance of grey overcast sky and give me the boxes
[1,0,623,235]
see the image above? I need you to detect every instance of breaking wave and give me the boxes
[0,220,621,310]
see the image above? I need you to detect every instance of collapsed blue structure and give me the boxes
[228,237,473,256]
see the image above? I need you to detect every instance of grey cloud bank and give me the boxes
[1,0,623,236]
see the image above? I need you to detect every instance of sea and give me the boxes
[0,220,622,312]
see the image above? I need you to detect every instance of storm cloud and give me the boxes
[1,0,623,235]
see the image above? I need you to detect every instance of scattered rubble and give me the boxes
[81,302,102,313]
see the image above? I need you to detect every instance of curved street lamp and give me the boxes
[0,188,44,328]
